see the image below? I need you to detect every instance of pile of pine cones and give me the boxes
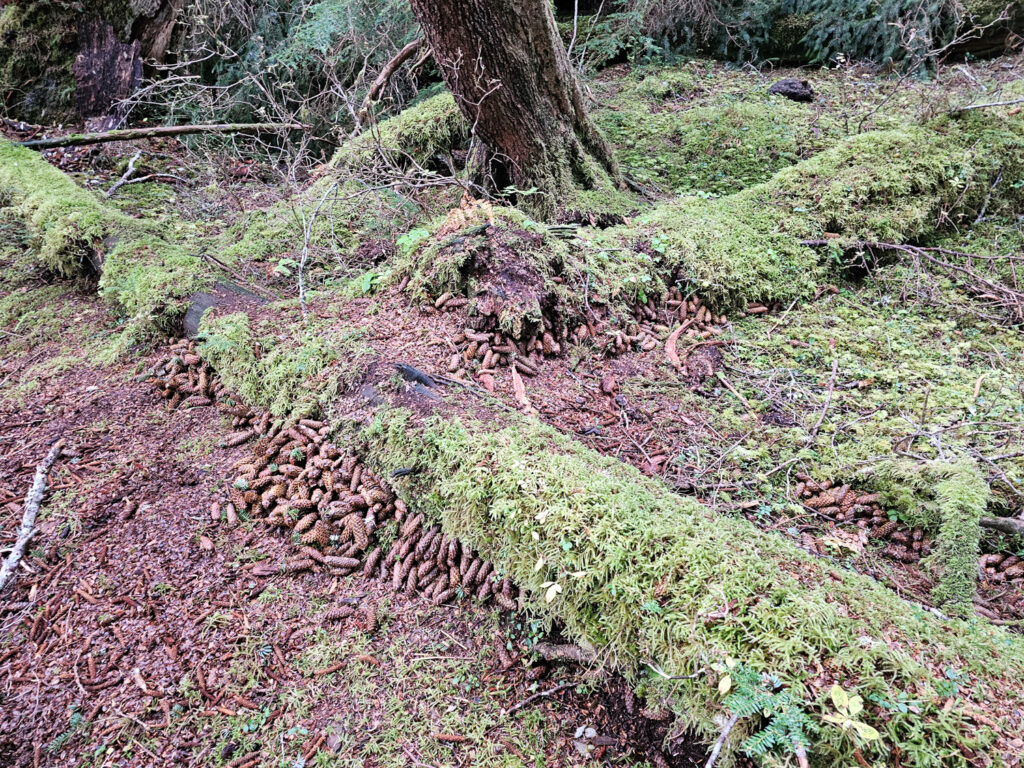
[146,340,520,610]
[979,553,1024,583]
[794,475,934,564]
[140,340,224,411]
[445,325,546,385]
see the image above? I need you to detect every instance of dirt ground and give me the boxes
[1,285,719,767]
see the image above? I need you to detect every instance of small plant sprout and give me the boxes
[823,684,881,743]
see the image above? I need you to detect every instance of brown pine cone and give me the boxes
[294,512,319,534]
[300,519,331,548]
[872,520,899,539]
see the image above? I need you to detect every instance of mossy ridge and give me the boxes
[365,408,1024,767]
[196,306,372,419]
[332,92,468,174]
[594,88,829,196]
[635,112,1024,312]
[0,140,210,347]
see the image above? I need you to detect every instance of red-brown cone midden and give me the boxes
[794,474,1024,582]
[146,339,520,610]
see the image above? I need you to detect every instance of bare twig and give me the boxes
[810,359,840,438]
[704,713,740,768]
[0,439,64,592]
[950,97,1024,114]
[503,682,576,715]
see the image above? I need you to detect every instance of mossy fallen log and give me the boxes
[0,140,209,342]
[366,407,1024,767]
[634,111,1024,312]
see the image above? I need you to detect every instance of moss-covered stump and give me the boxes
[0,140,209,344]
[367,408,1024,767]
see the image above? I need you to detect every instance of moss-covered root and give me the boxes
[0,140,208,344]
[367,410,1024,767]
[930,465,988,614]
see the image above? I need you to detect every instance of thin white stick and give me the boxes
[0,439,63,592]
[704,713,739,768]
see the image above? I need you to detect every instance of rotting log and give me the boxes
[161,285,1024,765]
[17,122,305,150]
[0,139,210,338]
[153,317,1024,765]
[365,401,1024,766]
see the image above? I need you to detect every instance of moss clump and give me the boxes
[197,307,372,418]
[634,112,1024,311]
[595,96,822,196]
[0,141,110,276]
[367,409,1023,767]
[0,140,210,345]
[867,461,989,614]
[333,92,468,173]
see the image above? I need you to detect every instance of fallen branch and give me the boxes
[801,239,1024,322]
[18,122,305,150]
[705,712,740,768]
[979,516,1024,538]
[810,359,840,438]
[356,38,426,128]
[950,97,1024,114]
[0,439,64,592]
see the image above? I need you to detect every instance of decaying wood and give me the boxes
[980,516,1024,538]
[0,439,64,592]
[18,122,305,150]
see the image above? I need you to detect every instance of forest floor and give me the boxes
[2,55,1024,767]
[0,285,716,767]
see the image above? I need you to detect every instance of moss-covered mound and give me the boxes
[0,140,209,344]
[368,409,1024,767]
[594,85,830,195]
[197,304,372,419]
[333,92,468,175]
[637,111,1024,311]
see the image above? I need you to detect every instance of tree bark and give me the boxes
[407,0,622,217]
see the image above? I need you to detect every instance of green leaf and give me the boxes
[830,684,849,711]
[852,721,880,741]
[847,695,864,717]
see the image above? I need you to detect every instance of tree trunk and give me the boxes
[408,0,622,217]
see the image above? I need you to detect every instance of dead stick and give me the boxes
[18,122,305,150]
[0,439,64,592]
[503,681,575,715]
[810,359,839,438]
[979,516,1024,537]
[704,712,740,768]
[356,38,425,127]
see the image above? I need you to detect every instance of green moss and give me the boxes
[0,4,77,122]
[870,462,989,614]
[595,96,822,196]
[197,306,372,418]
[366,409,1024,767]
[0,141,110,276]
[634,112,1024,311]
[333,92,468,172]
[0,140,210,347]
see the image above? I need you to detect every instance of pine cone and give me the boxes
[300,519,331,548]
